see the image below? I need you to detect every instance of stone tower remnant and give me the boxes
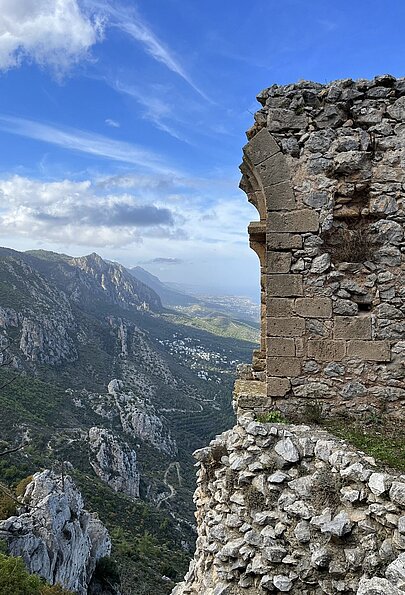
[172,77,405,595]
[237,75,405,421]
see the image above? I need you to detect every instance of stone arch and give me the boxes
[239,128,295,375]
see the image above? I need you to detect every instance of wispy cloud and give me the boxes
[112,80,189,142]
[87,0,210,101]
[142,257,184,265]
[105,118,120,127]
[0,114,179,174]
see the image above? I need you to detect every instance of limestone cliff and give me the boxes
[88,426,140,498]
[0,470,111,595]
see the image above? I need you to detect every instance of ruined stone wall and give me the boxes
[172,415,405,595]
[239,75,405,421]
[172,76,405,595]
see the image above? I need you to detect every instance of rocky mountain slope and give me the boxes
[0,470,112,595]
[0,247,257,594]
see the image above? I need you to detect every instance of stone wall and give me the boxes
[172,415,405,595]
[239,75,405,421]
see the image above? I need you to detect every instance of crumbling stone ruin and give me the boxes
[238,74,405,421]
[172,77,405,595]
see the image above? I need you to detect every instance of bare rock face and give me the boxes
[0,470,111,595]
[88,427,140,498]
[95,379,177,456]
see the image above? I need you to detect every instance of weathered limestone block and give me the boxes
[267,251,291,273]
[242,128,280,165]
[267,233,302,250]
[268,210,319,233]
[255,152,290,187]
[267,274,303,297]
[267,357,302,377]
[295,297,332,318]
[268,298,294,317]
[347,340,391,361]
[267,317,305,337]
[268,377,291,397]
[265,181,296,211]
[234,379,266,398]
[334,316,372,340]
[307,339,346,361]
[267,337,295,357]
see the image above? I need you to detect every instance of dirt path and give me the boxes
[157,461,181,508]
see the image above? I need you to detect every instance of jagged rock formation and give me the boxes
[87,378,177,456]
[173,415,405,594]
[240,74,405,420]
[0,257,77,365]
[70,252,162,311]
[0,470,111,595]
[88,427,140,498]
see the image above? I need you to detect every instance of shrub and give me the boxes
[256,410,286,424]
[244,486,266,510]
[0,491,16,520]
[322,222,376,264]
[92,556,121,586]
[0,553,73,595]
[15,475,33,498]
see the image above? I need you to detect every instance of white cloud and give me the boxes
[0,114,180,174]
[0,0,103,74]
[0,175,179,247]
[105,118,120,128]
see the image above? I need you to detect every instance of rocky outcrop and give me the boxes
[88,427,140,498]
[0,470,111,595]
[70,252,162,311]
[0,256,77,365]
[100,379,177,456]
[19,315,77,365]
[173,415,405,595]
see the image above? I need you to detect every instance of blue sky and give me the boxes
[0,0,404,299]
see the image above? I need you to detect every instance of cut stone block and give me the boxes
[234,379,266,397]
[268,377,291,397]
[267,251,292,273]
[267,357,302,377]
[265,181,296,211]
[237,395,274,410]
[347,340,391,361]
[268,274,303,297]
[267,233,302,250]
[267,317,305,337]
[243,128,280,165]
[255,152,290,187]
[252,349,266,372]
[267,298,294,317]
[334,316,372,339]
[295,298,332,319]
[267,337,296,357]
[307,339,346,361]
[268,210,319,233]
